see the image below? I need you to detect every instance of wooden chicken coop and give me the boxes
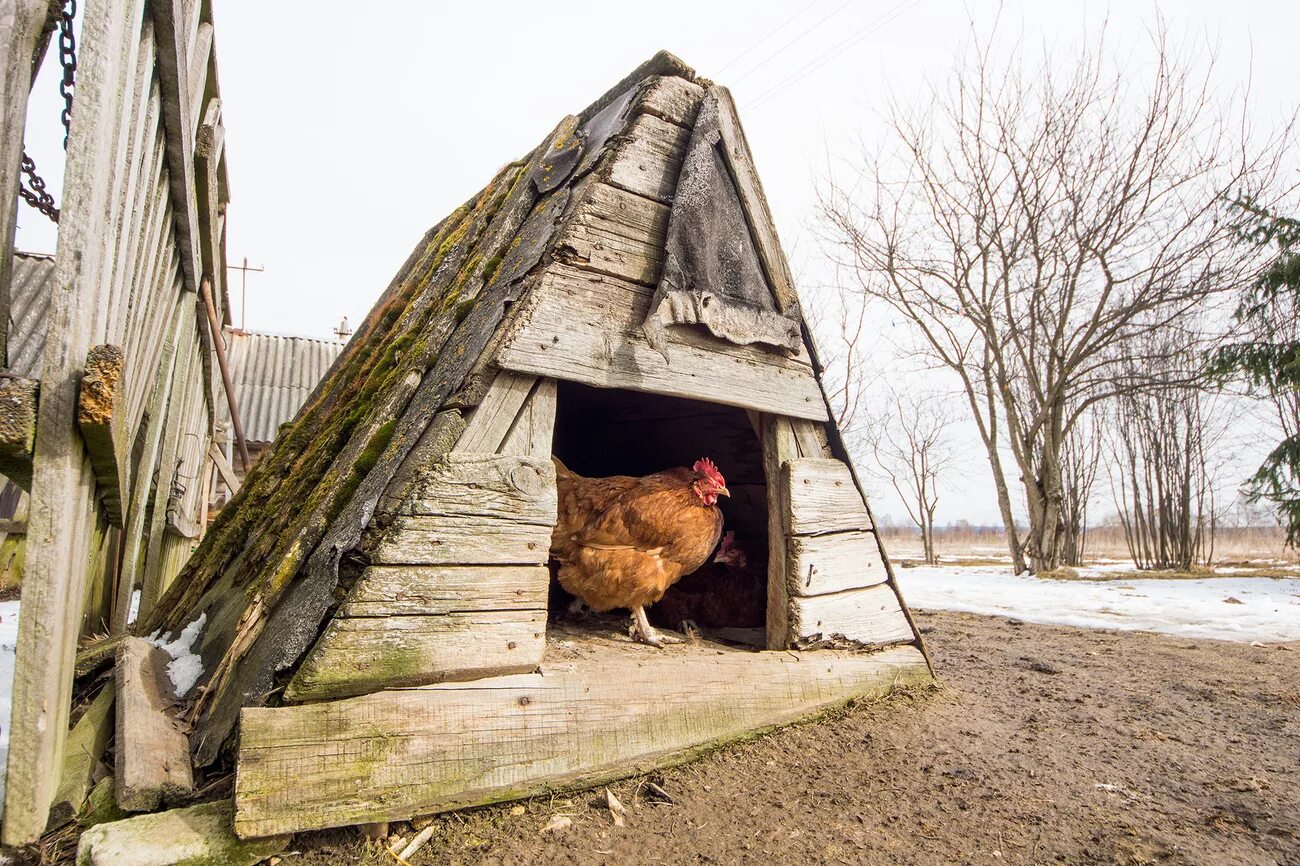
[117,51,934,840]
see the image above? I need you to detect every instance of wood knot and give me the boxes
[507,641,518,650]
[518,696,531,706]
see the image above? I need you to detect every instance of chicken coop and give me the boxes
[119,51,933,840]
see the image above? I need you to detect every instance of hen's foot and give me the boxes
[630,606,683,647]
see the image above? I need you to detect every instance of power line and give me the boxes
[747,0,923,111]
[729,0,856,86]
[715,0,823,77]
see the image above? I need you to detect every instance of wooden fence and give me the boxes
[0,0,233,843]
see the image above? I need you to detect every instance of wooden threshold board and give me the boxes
[235,643,930,837]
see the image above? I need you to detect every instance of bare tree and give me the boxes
[819,28,1288,573]
[1059,409,1104,567]
[1108,386,1223,572]
[866,391,961,564]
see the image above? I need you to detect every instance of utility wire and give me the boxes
[729,0,856,86]
[715,0,823,78]
[747,0,923,110]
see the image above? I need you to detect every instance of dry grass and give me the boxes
[879,524,1299,572]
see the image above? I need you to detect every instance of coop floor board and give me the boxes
[234,636,929,837]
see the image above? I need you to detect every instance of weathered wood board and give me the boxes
[602,113,691,204]
[114,637,193,811]
[783,458,873,535]
[632,75,705,127]
[787,529,888,597]
[236,644,931,837]
[289,453,556,700]
[555,181,669,286]
[788,583,915,649]
[497,266,827,421]
[285,607,546,702]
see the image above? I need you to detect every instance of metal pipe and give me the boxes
[200,276,251,472]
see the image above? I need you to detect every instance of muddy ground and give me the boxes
[230,612,1300,864]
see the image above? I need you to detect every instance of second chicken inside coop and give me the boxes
[548,382,769,642]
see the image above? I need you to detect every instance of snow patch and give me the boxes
[0,599,20,817]
[146,613,207,698]
[897,566,1300,643]
[126,589,141,626]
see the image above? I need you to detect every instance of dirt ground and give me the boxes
[274,610,1300,866]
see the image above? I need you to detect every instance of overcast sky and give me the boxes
[16,1,1299,525]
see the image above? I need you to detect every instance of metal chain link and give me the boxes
[57,0,77,149]
[18,153,59,222]
[17,0,78,225]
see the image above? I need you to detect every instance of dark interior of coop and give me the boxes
[548,380,769,641]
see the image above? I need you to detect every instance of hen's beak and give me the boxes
[719,485,731,498]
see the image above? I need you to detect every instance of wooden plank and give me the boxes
[3,0,146,844]
[784,457,873,535]
[236,645,932,837]
[338,564,549,617]
[0,0,56,366]
[372,515,551,566]
[761,414,797,649]
[185,22,212,133]
[496,265,827,421]
[77,800,290,866]
[555,181,668,286]
[499,377,556,458]
[114,637,194,812]
[150,0,202,297]
[0,375,38,489]
[284,608,546,702]
[602,113,691,204]
[397,452,556,522]
[103,21,159,349]
[76,344,128,525]
[632,75,705,127]
[50,685,116,826]
[454,370,536,454]
[208,440,240,495]
[713,87,798,312]
[788,583,915,649]
[790,418,831,458]
[112,301,188,633]
[787,530,888,597]
[138,311,201,617]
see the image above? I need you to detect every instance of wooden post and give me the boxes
[3,0,147,844]
[760,414,797,649]
[0,0,55,368]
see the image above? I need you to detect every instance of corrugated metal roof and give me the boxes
[219,328,346,444]
[8,252,54,377]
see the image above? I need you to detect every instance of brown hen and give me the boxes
[550,456,728,647]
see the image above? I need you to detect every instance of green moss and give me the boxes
[355,420,397,476]
[454,298,476,323]
[482,251,505,284]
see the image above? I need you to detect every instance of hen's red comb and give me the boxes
[693,457,725,484]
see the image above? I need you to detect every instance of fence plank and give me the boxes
[3,0,147,843]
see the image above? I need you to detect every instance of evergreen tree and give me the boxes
[1211,200,1300,545]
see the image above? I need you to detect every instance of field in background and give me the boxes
[878,524,1298,568]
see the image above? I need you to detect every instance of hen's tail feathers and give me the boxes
[552,456,573,480]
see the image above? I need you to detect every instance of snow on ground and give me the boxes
[897,564,1300,643]
[0,599,20,815]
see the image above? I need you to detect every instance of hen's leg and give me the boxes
[630,605,682,647]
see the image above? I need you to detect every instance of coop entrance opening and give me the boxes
[548,380,769,641]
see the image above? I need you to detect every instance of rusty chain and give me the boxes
[18,0,77,225]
